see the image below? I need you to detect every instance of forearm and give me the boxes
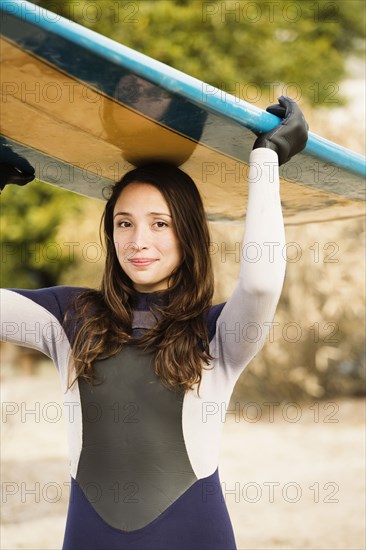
[212,148,286,375]
[240,147,286,295]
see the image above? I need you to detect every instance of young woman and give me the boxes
[1,96,308,550]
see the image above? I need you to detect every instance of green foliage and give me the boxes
[34,0,365,106]
[0,180,83,288]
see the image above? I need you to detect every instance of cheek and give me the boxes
[168,236,182,262]
[113,233,127,258]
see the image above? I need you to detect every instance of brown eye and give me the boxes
[154,221,168,229]
[117,220,132,228]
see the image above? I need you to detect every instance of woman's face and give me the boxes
[113,182,182,293]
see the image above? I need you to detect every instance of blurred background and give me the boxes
[1,1,365,549]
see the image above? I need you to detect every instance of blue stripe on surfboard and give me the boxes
[1,136,113,198]
[1,0,365,180]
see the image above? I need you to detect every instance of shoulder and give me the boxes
[3,286,90,323]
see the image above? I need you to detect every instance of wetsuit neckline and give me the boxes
[130,289,170,311]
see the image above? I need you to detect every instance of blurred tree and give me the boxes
[33,0,365,106]
[0,180,82,288]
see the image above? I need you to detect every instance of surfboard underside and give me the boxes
[1,2,365,225]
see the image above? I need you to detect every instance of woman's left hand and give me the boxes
[253,95,309,165]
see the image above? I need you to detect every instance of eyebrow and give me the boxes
[113,211,172,218]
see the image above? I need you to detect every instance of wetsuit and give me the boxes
[0,149,286,550]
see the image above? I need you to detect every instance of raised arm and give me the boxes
[212,96,308,381]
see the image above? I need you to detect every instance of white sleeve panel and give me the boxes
[0,288,82,478]
[0,289,69,363]
[212,148,286,378]
[183,148,287,480]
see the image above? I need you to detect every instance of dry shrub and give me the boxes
[211,217,365,402]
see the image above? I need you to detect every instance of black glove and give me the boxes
[253,96,309,165]
[0,163,35,192]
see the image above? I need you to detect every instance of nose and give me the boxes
[127,225,150,251]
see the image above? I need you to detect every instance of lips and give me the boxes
[128,258,157,267]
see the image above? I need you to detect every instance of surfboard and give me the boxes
[1,0,365,225]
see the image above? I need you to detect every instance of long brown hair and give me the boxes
[66,163,215,394]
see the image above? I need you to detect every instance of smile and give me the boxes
[128,258,158,267]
